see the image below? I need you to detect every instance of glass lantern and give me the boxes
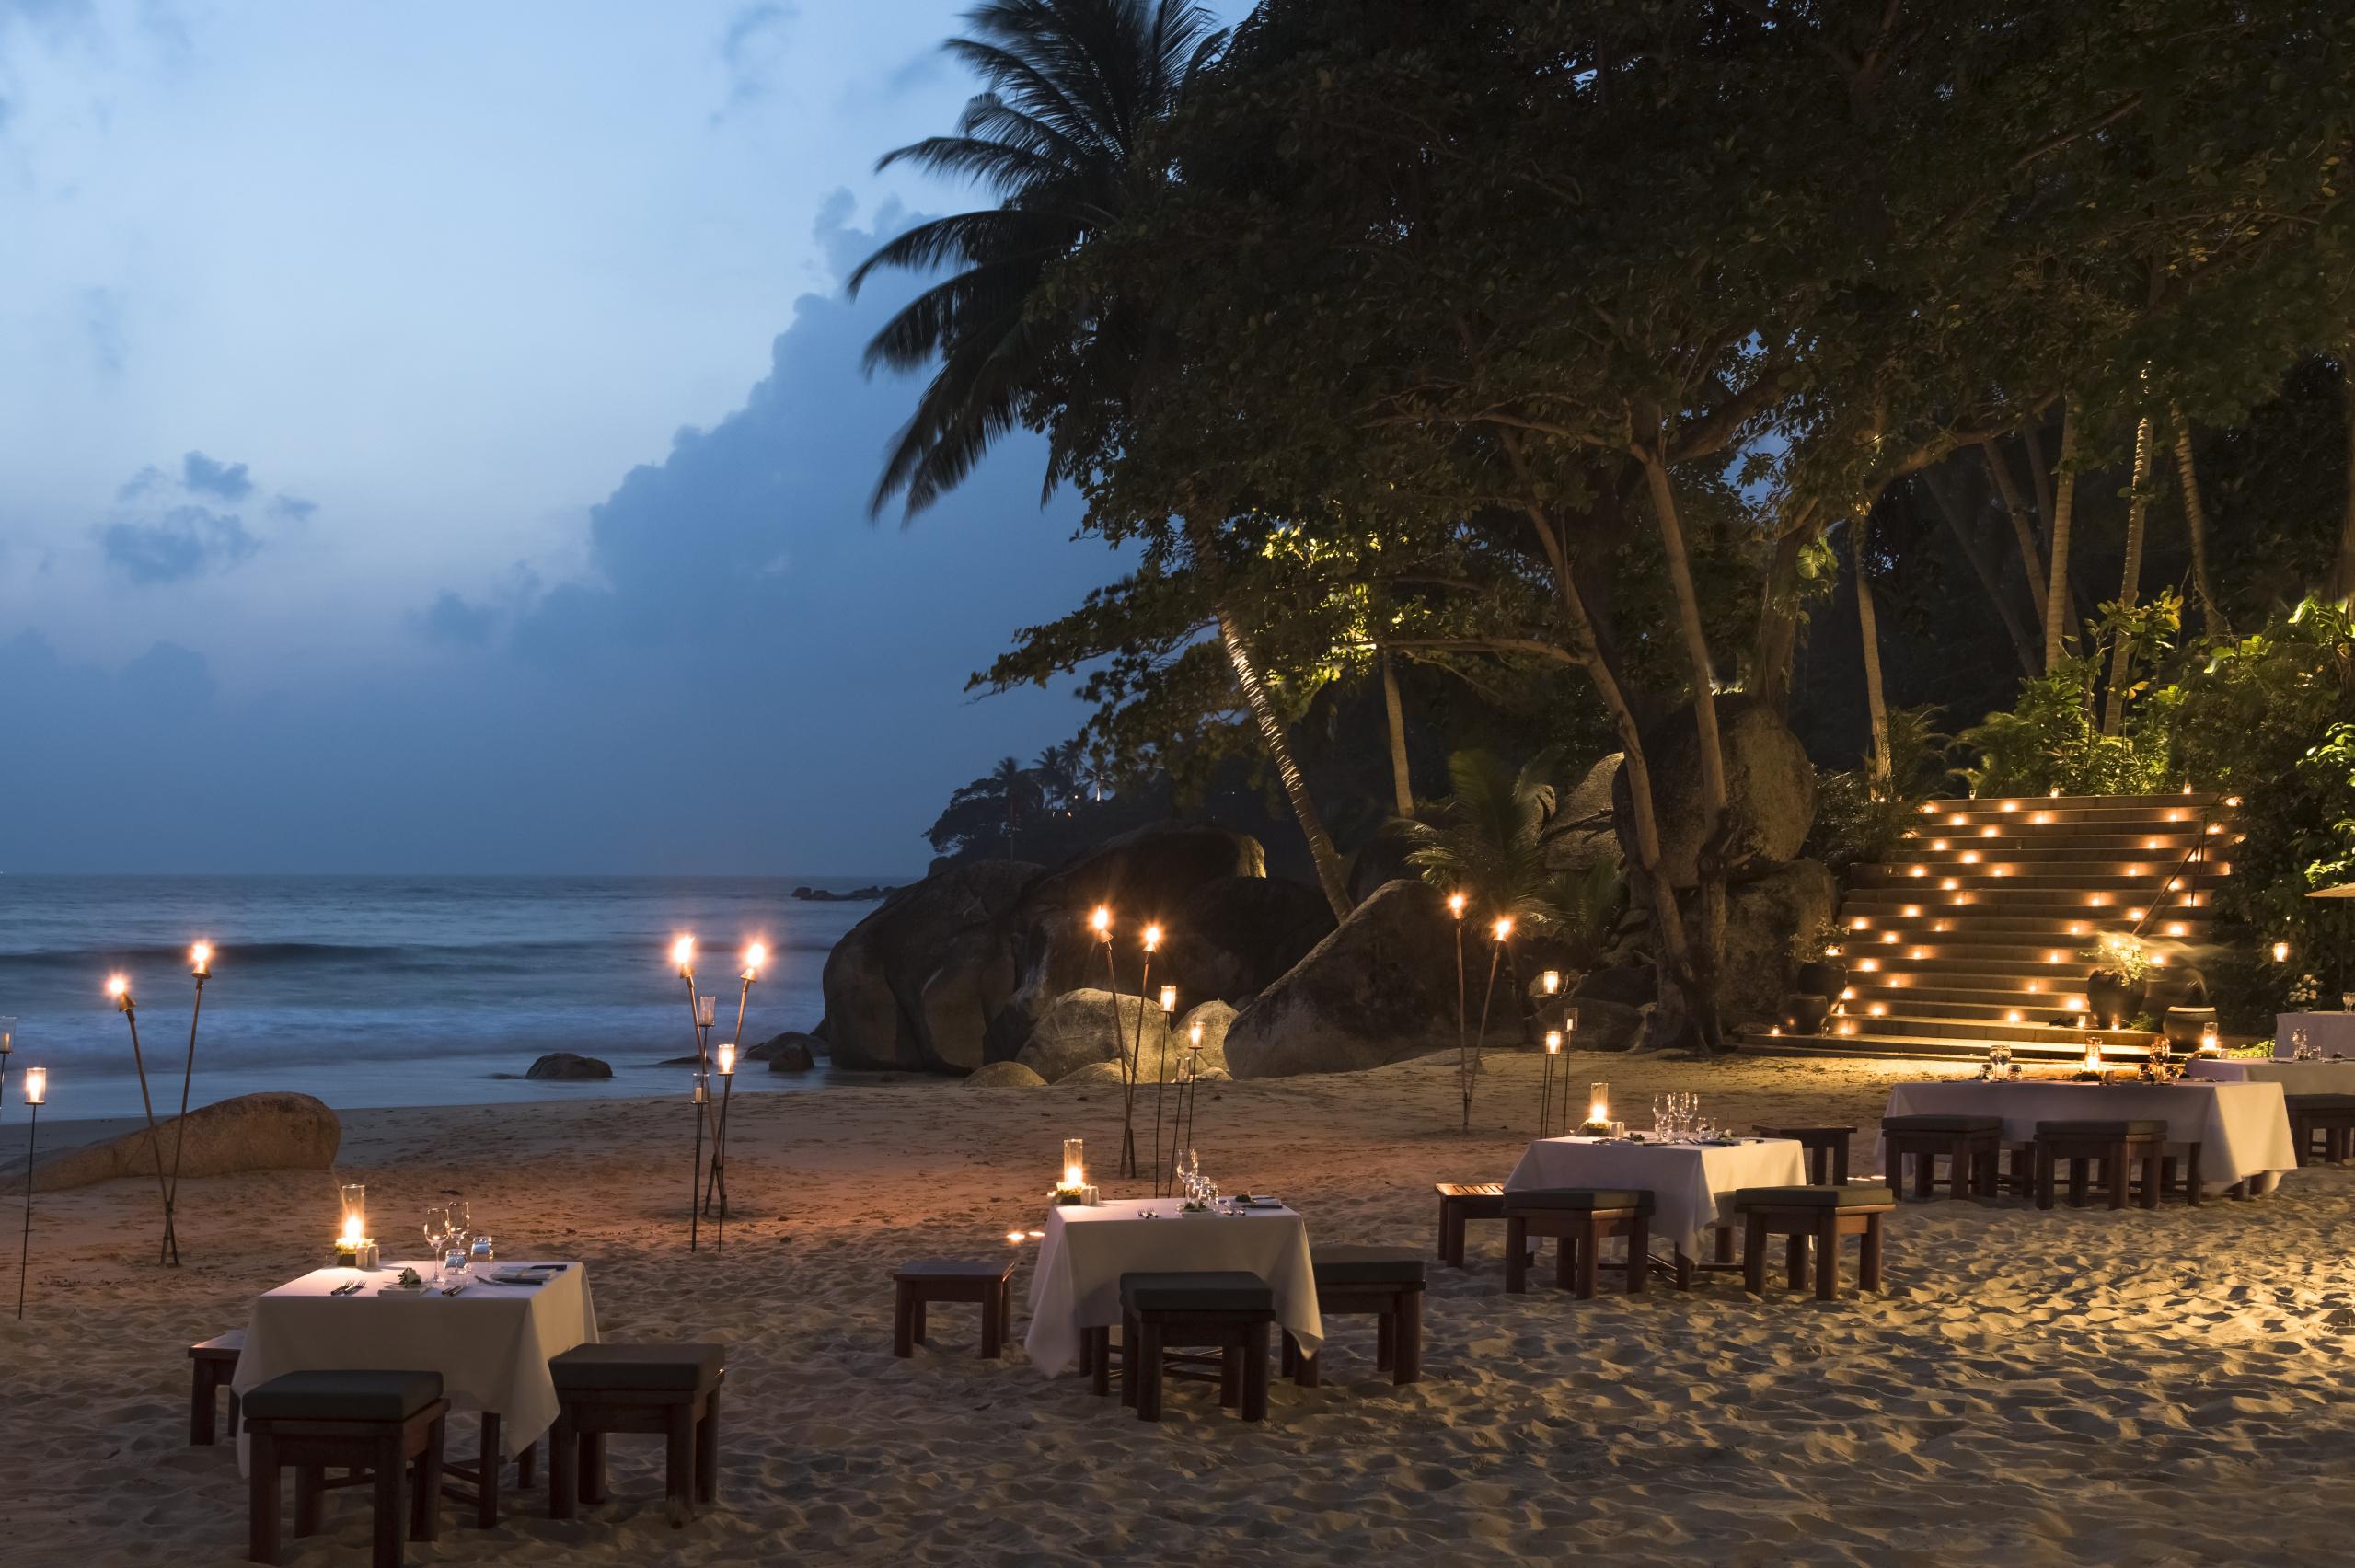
[1061,1138,1086,1192]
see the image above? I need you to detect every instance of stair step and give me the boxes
[1853,869,2229,891]
[1834,1013,2151,1045]
[1741,1028,2166,1061]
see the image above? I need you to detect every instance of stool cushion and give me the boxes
[243,1369,443,1423]
[190,1329,246,1358]
[2284,1094,2355,1112]
[1734,1183,1896,1209]
[549,1343,725,1392]
[1311,1244,1426,1288]
[2034,1119,2168,1137]
[1118,1271,1275,1313]
[1881,1115,2003,1134]
[1503,1187,1655,1213]
[894,1256,1015,1282]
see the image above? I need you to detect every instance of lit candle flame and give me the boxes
[1447,892,1465,918]
[2272,940,2291,963]
[717,1041,736,1076]
[340,1212,364,1248]
[190,942,213,975]
[1159,985,1177,1014]
[1007,1229,1026,1244]
[742,941,768,975]
[21,1066,46,1105]
[1189,1021,1202,1046]
[1541,970,1560,996]
[1544,1029,1562,1054]
[1062,1161,1086,1190]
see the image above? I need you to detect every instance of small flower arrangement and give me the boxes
[1789,919,1845,965]
[2291,972,2322,1008]
[2078,931,2153,982]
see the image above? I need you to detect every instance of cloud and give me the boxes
[270,494,317,523]
[714,3,795,120]
[181,449,253,501]
[101,503,260,584]
[83,287,127,376]
[412,589,499,646]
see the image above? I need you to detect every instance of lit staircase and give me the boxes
[1743,790,2243,1062]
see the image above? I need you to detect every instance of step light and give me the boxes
[1931,839,1949,850]
[2001,801,2019,812]
[1901,905,1921,917]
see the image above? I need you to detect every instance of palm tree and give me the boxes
[1394,749,1573,931]
[1034,741,1082,813]
[851,0,1356,921]
[986,755,1038,851]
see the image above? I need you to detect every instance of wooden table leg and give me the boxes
[696,1390,721,1506]
[1813,1212,1840,1301]
[1625,1214,1649,1295]
[548,1409,577,1520]
[415,1413,444,1541]
[1504,1217,1529,1294]
[1241,1324,1268,1422]
[477,1411,502,1528]
[1394,1290,1421,1385]
[664,1405,695,1528]
[580,1431,606,1506]
[1743,1214,1767,1293]
[371,1432,404,1568]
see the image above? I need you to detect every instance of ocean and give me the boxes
[0,875,890,1122]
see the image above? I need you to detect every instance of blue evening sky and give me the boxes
[0,0,1243,874]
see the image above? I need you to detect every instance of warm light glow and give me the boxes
[2273,940,2292,963]
[2224,796,2241,807]
[1939,877,1957,890]
[1142,923,1162,953]
[1961,851,1980,864]
[1158,985,1177,1014]
[743,941,768,975]
[2084,1039,2103,1070]
[1902,905,1921,917]
[2049,788,2061,797]
[2046,951,2063,963]
[105,975,127,998]
[2199,1021,2221,1054]
[2006,1009,2023,1023]
[1544,1029,1562,1054]
[2165,923,2188,938]
[340,1212,364,1248]
[1447,892,1466,918]
[1857,959,1879,973]
[1008,1230,1026,1244]
[1768,1025,1783,1036]
[1061,1136,1086,1192]
[190,942,213,974]
[1091,905,1113,939]
[2032,812,2051,825]
[1882,931,1898,944]
[1853,917,1870,930]
[1587,1082,1609,1123]
[2205,823,2222,835]
[1980,827,1999,838]
[1492,916,1514,941]
[1909,866,1926,878]
[2002,801,2018,812]
[1866,1003,1887,1017]
[672,935,695,973]
[717,1041,737,1077]
[1932,839,1949,851]
[2127,908,2147,922]
[1950,814,1968,826]
[21,1066,45,1105]
[1839,987,1856,1000]
[1541,969,1561,995]
[1189,1021,1203,1046]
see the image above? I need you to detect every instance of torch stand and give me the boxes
[16,1098,39,1320]
[162,971,207,1267]
[119,1000,179,1266]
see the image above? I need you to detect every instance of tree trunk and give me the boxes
[2102,409,2156,736]
[2024,419,2056,553]
[1851,516,1891,785]
[1380,651,1414,816]
[2043,400,2080,670]
[1217,608,1352,920]
[1979,440,2048,624]
[1639,451,1731,1052]
[1749,503,1822,716]
[2171,406,2227,637]
[1924,469,2039,674]
[2335,354,2355,604]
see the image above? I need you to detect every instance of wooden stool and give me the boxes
[1283,1245,1424,1387]
[1502,1188,1652,1298]
[547,1344,724,1528]
[1734,1184,1895,1300]
[1117,1271,1276,1423]
[1881,1114,2003,1200]
[243,1370,447,1568]
[2287,1095,2355,1164]
[2148,1142,2206,1206]
[1751,1124,1855,1185]
[2033,1119,2166,1210]
[190,1329,245,1446]
[893,1256,1016,1358]
[446,1412,536,1528]
[1435,1182,1507,1268]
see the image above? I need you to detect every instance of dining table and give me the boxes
[2188,1056,2355,1093]
[231,1260,598,1478]
[1023,1198,1321,1376]
[2274,1011,2355,1058]
[1503,1135,1809,1266]
[1881,1078,2296,1194]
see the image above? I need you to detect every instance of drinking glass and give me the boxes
[421,1205,447,1282]
[2342,992,2354,1014]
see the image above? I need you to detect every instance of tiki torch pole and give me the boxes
[162,943,213,1267]
[17,1066,43,1320]
[1448,894,1467,1133]
[1468,917,1513,1135]
[673,937,710,1253]
[1121,925,1160,1182]
[1090,906,1137,1179]
[705,944,763,1220]
[1150,984,1178,1197]
[108,977,179,1265]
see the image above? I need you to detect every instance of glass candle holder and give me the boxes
[0,1016,14,1058]
[1061,1137,1086,1191]
[1587,1081,1610,1124]
[21,1066,45,1105]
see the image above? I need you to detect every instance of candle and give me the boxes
[190,942,213,976]
[2084,1038,2103,1073]
[1588,1082,1610,1124]
[1159,985,1177,1014]
[20,1066,45,1105]
[1541,970,1561,996]
[1061,1137,1086,1192]
[2199,1020,2221,1054]
[0,1018,12,1057]
[338,1182,367,1245]
[717,1041,736,1077]
[1090,905,1112,940]
[2272,940,2291,963]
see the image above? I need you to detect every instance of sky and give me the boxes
[0,0,1242,875]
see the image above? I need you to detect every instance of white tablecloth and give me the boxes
[1882,1081,2295,1193]
[233,1261,597,1472]
[2189,1057,2355,1093]
[2275,1013,2355,1058]
[1023,1200,1320,1377]
[1503,1137,1808,1259]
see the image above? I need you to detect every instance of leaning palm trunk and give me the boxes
[2043,400,2080,669]
[1979,440,2049,626]
[2171,408,2226,636]
[2335,355,2355,605]
[1218,608,1352,920]
[2103,410,2156,736]
[1380,650,1414,815]
[1853,517,1892,787]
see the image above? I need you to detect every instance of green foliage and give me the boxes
[1397,748,1569,930]
[1958,658,2177,798]
[2079,932,2154,983]
[1806,706,1958,872]
[1532,861,1628,974]
[1786,918,1844,967]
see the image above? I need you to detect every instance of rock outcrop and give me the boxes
[1161,876,1334,1004]
[964,1060,1047,1089]
[1718,859,1837,1028]
[822,859,1039,1072]
[1547,753,1625,872]
[1015,988,1183,1085]
[761,1034,819,1073]
[1055,1060,1128,1087]
[4,1092,340,1194]
[1223,881,1461,1078]
[526,1053,611,1080]
[1174,1000,1237,1077]
[1612,697,1815,885]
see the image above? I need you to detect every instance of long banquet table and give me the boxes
[232,1260,597,1471]
[1504,1136,1808,1261]
[2188,1057,2355,1093]
[2275,1011,2355,1058]
[1881,1079,2296,1193]
[1023,1198,1320,1376]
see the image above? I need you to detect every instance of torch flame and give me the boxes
[190,942,213,974]
[1090,905,1112,938]
[1447,892,1466,917]
[743,940,768,975]
[1142,923,1162,953]
[672,935,696,973]
[1492,916,1514,942]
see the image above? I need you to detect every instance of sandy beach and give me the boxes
[5,1049,2353,1567]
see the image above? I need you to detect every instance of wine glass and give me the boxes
[421,1205,448,1282]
